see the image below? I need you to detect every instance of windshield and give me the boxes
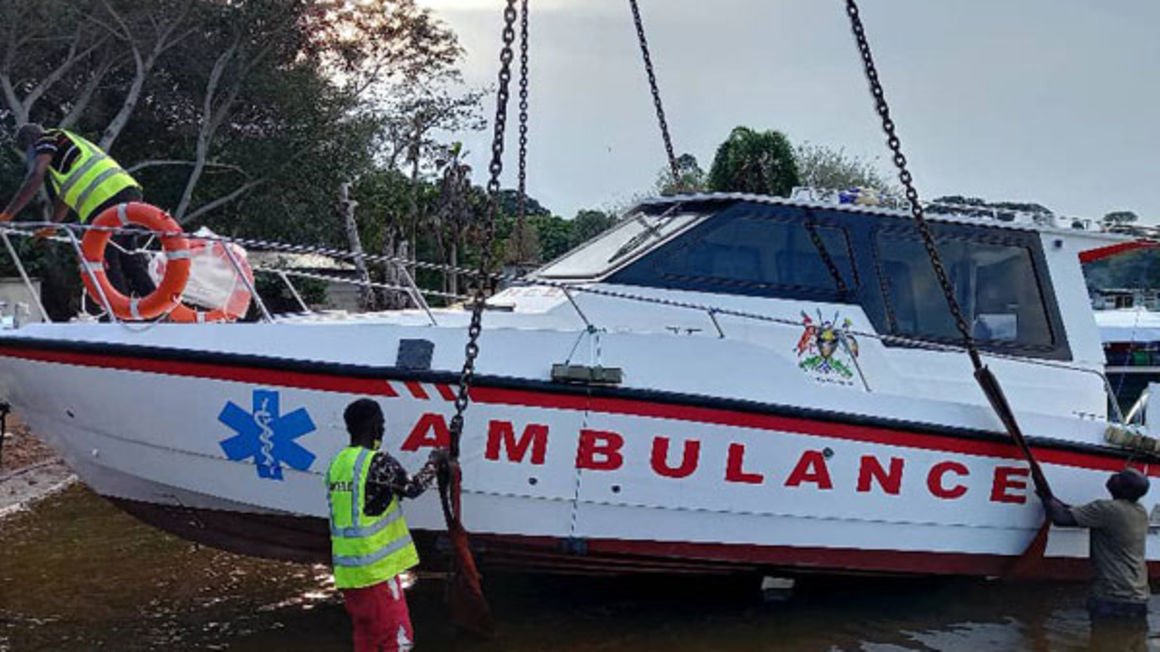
[534,206,707,279]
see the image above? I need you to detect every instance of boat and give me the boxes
[1,192,1156,578]
[1095,306,1160,421]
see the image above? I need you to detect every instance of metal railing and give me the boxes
[0,221,459,328]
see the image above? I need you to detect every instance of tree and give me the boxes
[707,127,799,197]
[571,209,618,247]
[795,143,891,192]
[1104,211,1139,226]
[433,142,475,296]
[655,153,706,195]
[0,0,471,317]
[529,215,574,262]
[929,195,1054,224]
[0,0,464,230]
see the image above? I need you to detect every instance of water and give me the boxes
[2,486,1158,651]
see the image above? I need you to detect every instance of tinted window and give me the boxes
[877,233,1054,348]
[613,210,856,296]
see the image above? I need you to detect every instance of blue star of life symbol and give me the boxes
[218,389,317,481]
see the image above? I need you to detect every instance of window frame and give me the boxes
[607,202,860,302]
[871,220,1071,361]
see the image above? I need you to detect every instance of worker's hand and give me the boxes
[33,227,56,241]
[0,212,11,223]
[428,447,451,468]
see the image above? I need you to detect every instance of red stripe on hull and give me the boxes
[405,381,430,400]
[0,346,1145,477]
[0,347,400,398]
[436,384,457,401]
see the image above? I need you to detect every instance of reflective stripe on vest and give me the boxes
[333,533,415,568]
[326,446,420,590]
[46,130,140,223]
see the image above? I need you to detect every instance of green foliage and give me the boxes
[1104,211,1139,226]
[656,153,706,195]
[928,195,1054,222]
[571,210,618,245]
[795,143,892,193]
[707,127,800,197]
[496,189,551,218]
[528,214,575,262]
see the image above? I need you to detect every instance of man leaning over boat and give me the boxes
[327,398,447,652]
[1,123,155,298]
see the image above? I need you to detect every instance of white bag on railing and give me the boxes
[149,227,253,314]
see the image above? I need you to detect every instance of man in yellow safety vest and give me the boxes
[328,398,447,652]
[1,123,154,297]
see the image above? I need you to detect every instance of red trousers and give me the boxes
[341,576,414,652]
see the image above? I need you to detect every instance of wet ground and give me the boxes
[2,486,1160,651]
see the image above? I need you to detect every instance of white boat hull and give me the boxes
[1,326,1156,578]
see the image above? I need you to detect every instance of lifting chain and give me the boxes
[802,209,848,295]
[628,0,680,184]
[844,0,1053,502]
[516,0,530,226]
[447,0,518,461]
[843,0,982,370]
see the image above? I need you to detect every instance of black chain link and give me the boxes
[844,0,981,369]
[448,0,519,460]
[802,209,848,295]
[517,0,530,228]
[628,0,679,184]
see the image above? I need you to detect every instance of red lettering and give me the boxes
[785,450,834,489]
[650,437,701,479]
[857,456,904,495]
[725,443,764,484]
[485,420,549,465]
[990,466,1029,504]
[400,413,450,451]
[927,461,969,499]
[575,429,624,471]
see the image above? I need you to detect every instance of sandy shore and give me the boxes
[0,413,75,518]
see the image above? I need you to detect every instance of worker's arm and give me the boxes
[50,198,70,223]
[362,449,447,516]
[1,153,52,220]
[1040,494,1079,527]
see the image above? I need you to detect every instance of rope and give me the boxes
[0,402,8,471]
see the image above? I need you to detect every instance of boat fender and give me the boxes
[1105,424,1160,454]
[79,202,191,321]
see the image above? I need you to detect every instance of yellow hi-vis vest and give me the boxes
[326,446,420,590]
[45,130,141,223]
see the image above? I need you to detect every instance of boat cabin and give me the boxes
[533,194,1102,365]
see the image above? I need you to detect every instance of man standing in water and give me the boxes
[327,398,446,651]
[1039,468,1151,618]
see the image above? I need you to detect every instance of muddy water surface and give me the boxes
[2,486,1159,651]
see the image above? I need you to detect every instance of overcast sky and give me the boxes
[415,1,1160,223]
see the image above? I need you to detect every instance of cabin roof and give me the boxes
[639,192,1128,243]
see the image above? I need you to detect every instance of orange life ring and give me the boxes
[163,238,254,323]
[80,202,191,321]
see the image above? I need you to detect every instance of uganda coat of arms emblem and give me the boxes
[795,310,861,386]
